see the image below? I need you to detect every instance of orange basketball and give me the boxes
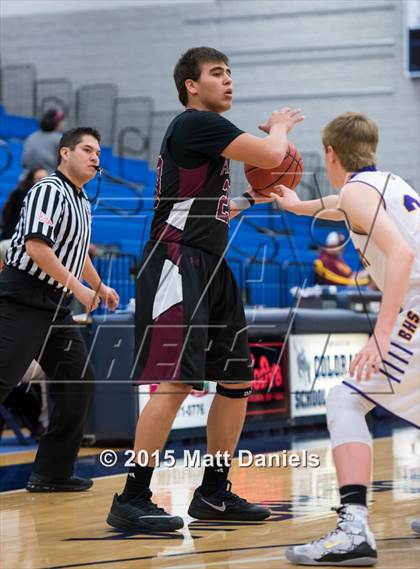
[244,142,303,193]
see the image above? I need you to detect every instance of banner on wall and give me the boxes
[288,333,368,418]
[137,383,216,431]
[137,341,289,430]
[247,342,288,421]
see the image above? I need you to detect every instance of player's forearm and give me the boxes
[292,195,343,219]
[82,255,103,292]
[375,247,415,337]
[229,195,253,219]
[263,123,289,161]
[229,202,242,220]
[229,188,271,219]
[25,239,82,294]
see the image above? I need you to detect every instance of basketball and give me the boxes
[244,142,303,193]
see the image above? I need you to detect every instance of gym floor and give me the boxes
[1,425,419,568]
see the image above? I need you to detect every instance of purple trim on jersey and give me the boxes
[342,380,420,429]
[179,163,209,198]
[382,359,405,375]
[378,368,401,383]
[349,165,377,179]
[388,350,409,365]
[137,303,184,383]
[390,341,414,356]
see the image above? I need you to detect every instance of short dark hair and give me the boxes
[57,127,101,164]
[173,46,229,106]
[40,108,64,132]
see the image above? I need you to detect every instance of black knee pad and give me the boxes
[216,383,252,399]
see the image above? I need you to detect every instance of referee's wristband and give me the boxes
[231,192,256,211]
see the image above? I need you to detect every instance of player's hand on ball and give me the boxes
[247,185,272,204]
[270,184,301,212]
[98,285,120,311]
[258,107,305,134]
[350,333,389,382]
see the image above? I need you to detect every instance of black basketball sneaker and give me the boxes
[26,473,93,492]
[107,489,184,532]
[188,480,271,521]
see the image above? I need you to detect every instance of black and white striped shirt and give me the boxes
[5,170,91,290]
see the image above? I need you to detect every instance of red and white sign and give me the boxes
[247,342,288,421]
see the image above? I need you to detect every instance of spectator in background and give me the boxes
[1,168,48,239]
[314,231,370,286]
[22,108,64,174]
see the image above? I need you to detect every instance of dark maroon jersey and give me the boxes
[150,109,243,256]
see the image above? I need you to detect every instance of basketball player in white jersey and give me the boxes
[270,112,419,566]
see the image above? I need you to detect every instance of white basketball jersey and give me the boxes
[348,171,420,303]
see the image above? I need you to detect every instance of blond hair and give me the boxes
[322,112,378,172]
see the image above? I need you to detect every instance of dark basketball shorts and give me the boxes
[133,240,253,389]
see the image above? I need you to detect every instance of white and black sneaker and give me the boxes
[188,480,271,521]
[286,504,377,566]
[107,489,184,532]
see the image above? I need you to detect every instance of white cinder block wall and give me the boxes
[1,0,419,189]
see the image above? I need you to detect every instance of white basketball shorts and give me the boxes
[343,295,420,428]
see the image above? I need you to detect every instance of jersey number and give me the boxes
[404,194,420,212]
[215,179,230,225]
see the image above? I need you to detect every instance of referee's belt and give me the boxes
[2,265,73,300]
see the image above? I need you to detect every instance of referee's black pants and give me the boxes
[0,267,94,479]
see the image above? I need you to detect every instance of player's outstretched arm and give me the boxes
[270,185,344,220]
[222,107,304,169]
[339,182,415,381]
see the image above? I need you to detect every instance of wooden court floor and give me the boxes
[1,429,419,569]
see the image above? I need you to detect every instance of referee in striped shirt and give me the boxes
[0,127,119,492]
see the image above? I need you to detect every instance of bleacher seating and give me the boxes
[0,113,38,141]
[0,109,363,309]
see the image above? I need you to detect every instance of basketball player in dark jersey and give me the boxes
[107,47,304,532]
